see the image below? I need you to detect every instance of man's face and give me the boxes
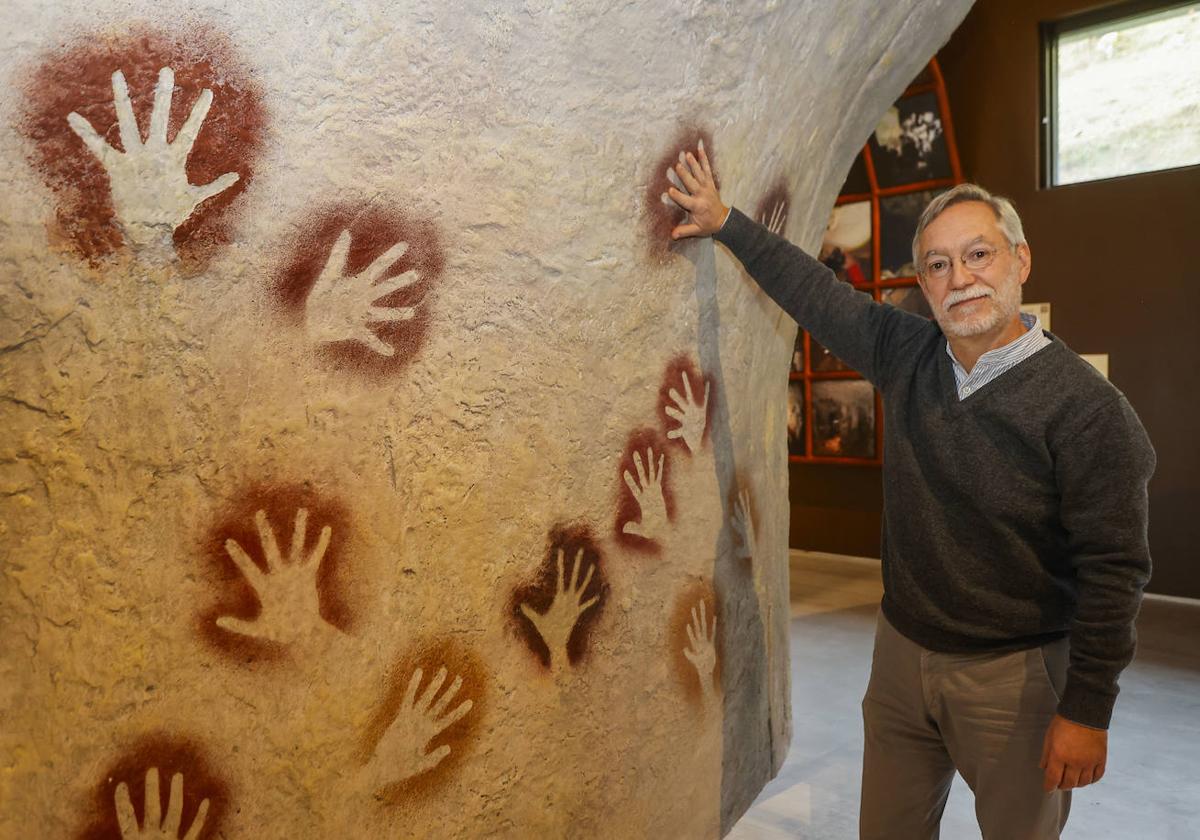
[916,201,1031,339]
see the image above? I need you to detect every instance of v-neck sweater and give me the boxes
[716,208,1156,729]
[948,311,1050,398]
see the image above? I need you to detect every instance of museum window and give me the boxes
[1041,0,1200,187]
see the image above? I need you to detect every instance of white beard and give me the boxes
[935,265,1022,338]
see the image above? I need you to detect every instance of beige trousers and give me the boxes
[860,612,1071,840]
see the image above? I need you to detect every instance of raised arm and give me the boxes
[665,141,930,388]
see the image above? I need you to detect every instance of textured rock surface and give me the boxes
[0,1,971,837]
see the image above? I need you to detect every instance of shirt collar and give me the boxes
[945,312,1041,370]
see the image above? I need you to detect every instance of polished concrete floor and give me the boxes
[727,551,1200,840]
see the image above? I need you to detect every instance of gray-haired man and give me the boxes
[665,143,1155,839]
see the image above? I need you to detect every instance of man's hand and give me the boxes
[664,140,729,240]
[1039,713,1107,791]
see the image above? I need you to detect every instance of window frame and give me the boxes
[1039,0,1200,188]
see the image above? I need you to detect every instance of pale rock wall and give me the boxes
[0,1,971,837]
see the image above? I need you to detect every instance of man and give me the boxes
[665,143,1155,839]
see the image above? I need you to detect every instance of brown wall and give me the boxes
[790,0,1200,599]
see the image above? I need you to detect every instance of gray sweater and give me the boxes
[716,207,1156,729]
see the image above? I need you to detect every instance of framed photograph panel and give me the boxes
[787,381,806,458]
[869,92,954,188]
[840,151,871,196]
[811,379,877,459]
[819,201,872,286]
[880,285,933,319]
[879,188,947,279]
[809,336,852,373]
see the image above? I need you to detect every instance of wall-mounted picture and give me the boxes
[840,151,871,196]
[869,92,953,188]
[791,333,804,373]
[881,285,933,319]
[811,380,876,459]
[907,63,935,89]
[879,188,946,279]
[1020,301,1052,330]
[819,201,872,286]
[787,381,805,458]
[810,336,853,373]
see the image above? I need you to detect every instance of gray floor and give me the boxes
[727,552,1200,840]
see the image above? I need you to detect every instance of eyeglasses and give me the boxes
[921,244,1008,281]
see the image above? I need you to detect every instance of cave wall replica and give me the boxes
[0,1,971,837]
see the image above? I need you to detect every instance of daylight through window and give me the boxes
[1044,2,1200,186]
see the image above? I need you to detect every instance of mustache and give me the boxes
[944,286,995,309]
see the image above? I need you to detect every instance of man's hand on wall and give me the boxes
[1040,714,1108,791]
[304,229,421,356]
[621,447,669,543]
[115,767,210,840]
[66,67,240,252]
[519,548,599,671]
[366,665,473,785]
[683,599,718,703]
[216,508,333,646]
[665,371,709,455]
[664,139,728,240]
[731,487,756,561]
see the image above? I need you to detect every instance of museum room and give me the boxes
[1,0,1196,838]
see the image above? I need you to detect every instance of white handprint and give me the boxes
[519,548,600,672]
[761,200,787,235]
[683,599,718,703]
[621,447,669,543]
[664,370,710,454]
[66,67,240,252]
[114,767,210,840]
[731,486,756,560]
[216,508,333,646]
[304,229,422,356]
[365,665,474,786]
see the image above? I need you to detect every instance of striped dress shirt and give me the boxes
[947,312,1051,400]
